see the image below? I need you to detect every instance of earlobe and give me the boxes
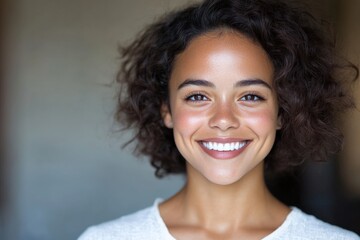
[161,104,173,128]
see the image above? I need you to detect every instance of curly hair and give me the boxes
[116,0,358,177]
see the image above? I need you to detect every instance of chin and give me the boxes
[202,163,263,186]
[204,170,247,186]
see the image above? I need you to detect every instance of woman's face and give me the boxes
[162,31,281,185]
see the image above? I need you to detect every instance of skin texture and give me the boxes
[160,31,289,240]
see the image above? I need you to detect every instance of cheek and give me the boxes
[172,106,206,135]
[243,108,278,133]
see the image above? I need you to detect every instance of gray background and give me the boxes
[3,0,196,239]
[2,0,359,239]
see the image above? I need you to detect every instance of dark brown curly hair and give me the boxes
[116,0,358,178]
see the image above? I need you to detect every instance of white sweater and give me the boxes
[78,199,359,240]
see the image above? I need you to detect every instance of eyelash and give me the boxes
[184,92,265,103]
[240,93,265,102]
[184,92,210,102]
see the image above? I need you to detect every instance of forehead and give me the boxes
[170,30,274,85]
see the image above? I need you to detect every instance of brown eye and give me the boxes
[240,94,264,102]
[186,94,209,102]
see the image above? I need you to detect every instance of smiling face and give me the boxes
[162,31,281,185]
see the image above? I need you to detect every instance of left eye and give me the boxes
[240,94,263,101]
[185,94,209,102]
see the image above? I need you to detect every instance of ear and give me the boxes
[161,104,173,128]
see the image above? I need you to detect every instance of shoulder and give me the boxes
[267,207,360,240]
[78,201,168,240]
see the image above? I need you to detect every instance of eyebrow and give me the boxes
[177,78,272,90]
[177,79,215,90]
[234,79,272,90]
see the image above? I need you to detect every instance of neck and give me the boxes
[185,163,273,224]
[160,163,289,234]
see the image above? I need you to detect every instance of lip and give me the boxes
[198,138,250,160]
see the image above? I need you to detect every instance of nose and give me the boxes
[209,103,240,131]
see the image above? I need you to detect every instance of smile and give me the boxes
[201,141,247,151]
[198,139,250,160]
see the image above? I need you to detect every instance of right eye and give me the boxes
[185,93,210,102]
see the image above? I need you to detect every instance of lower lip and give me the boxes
[198,141,249,160]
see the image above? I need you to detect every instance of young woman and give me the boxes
[79,0,359,239]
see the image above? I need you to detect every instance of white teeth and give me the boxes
[202,141,247,151]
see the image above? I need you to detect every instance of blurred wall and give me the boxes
[2,0,359,240]
[3,1,196,239]
[338,0,360,197]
